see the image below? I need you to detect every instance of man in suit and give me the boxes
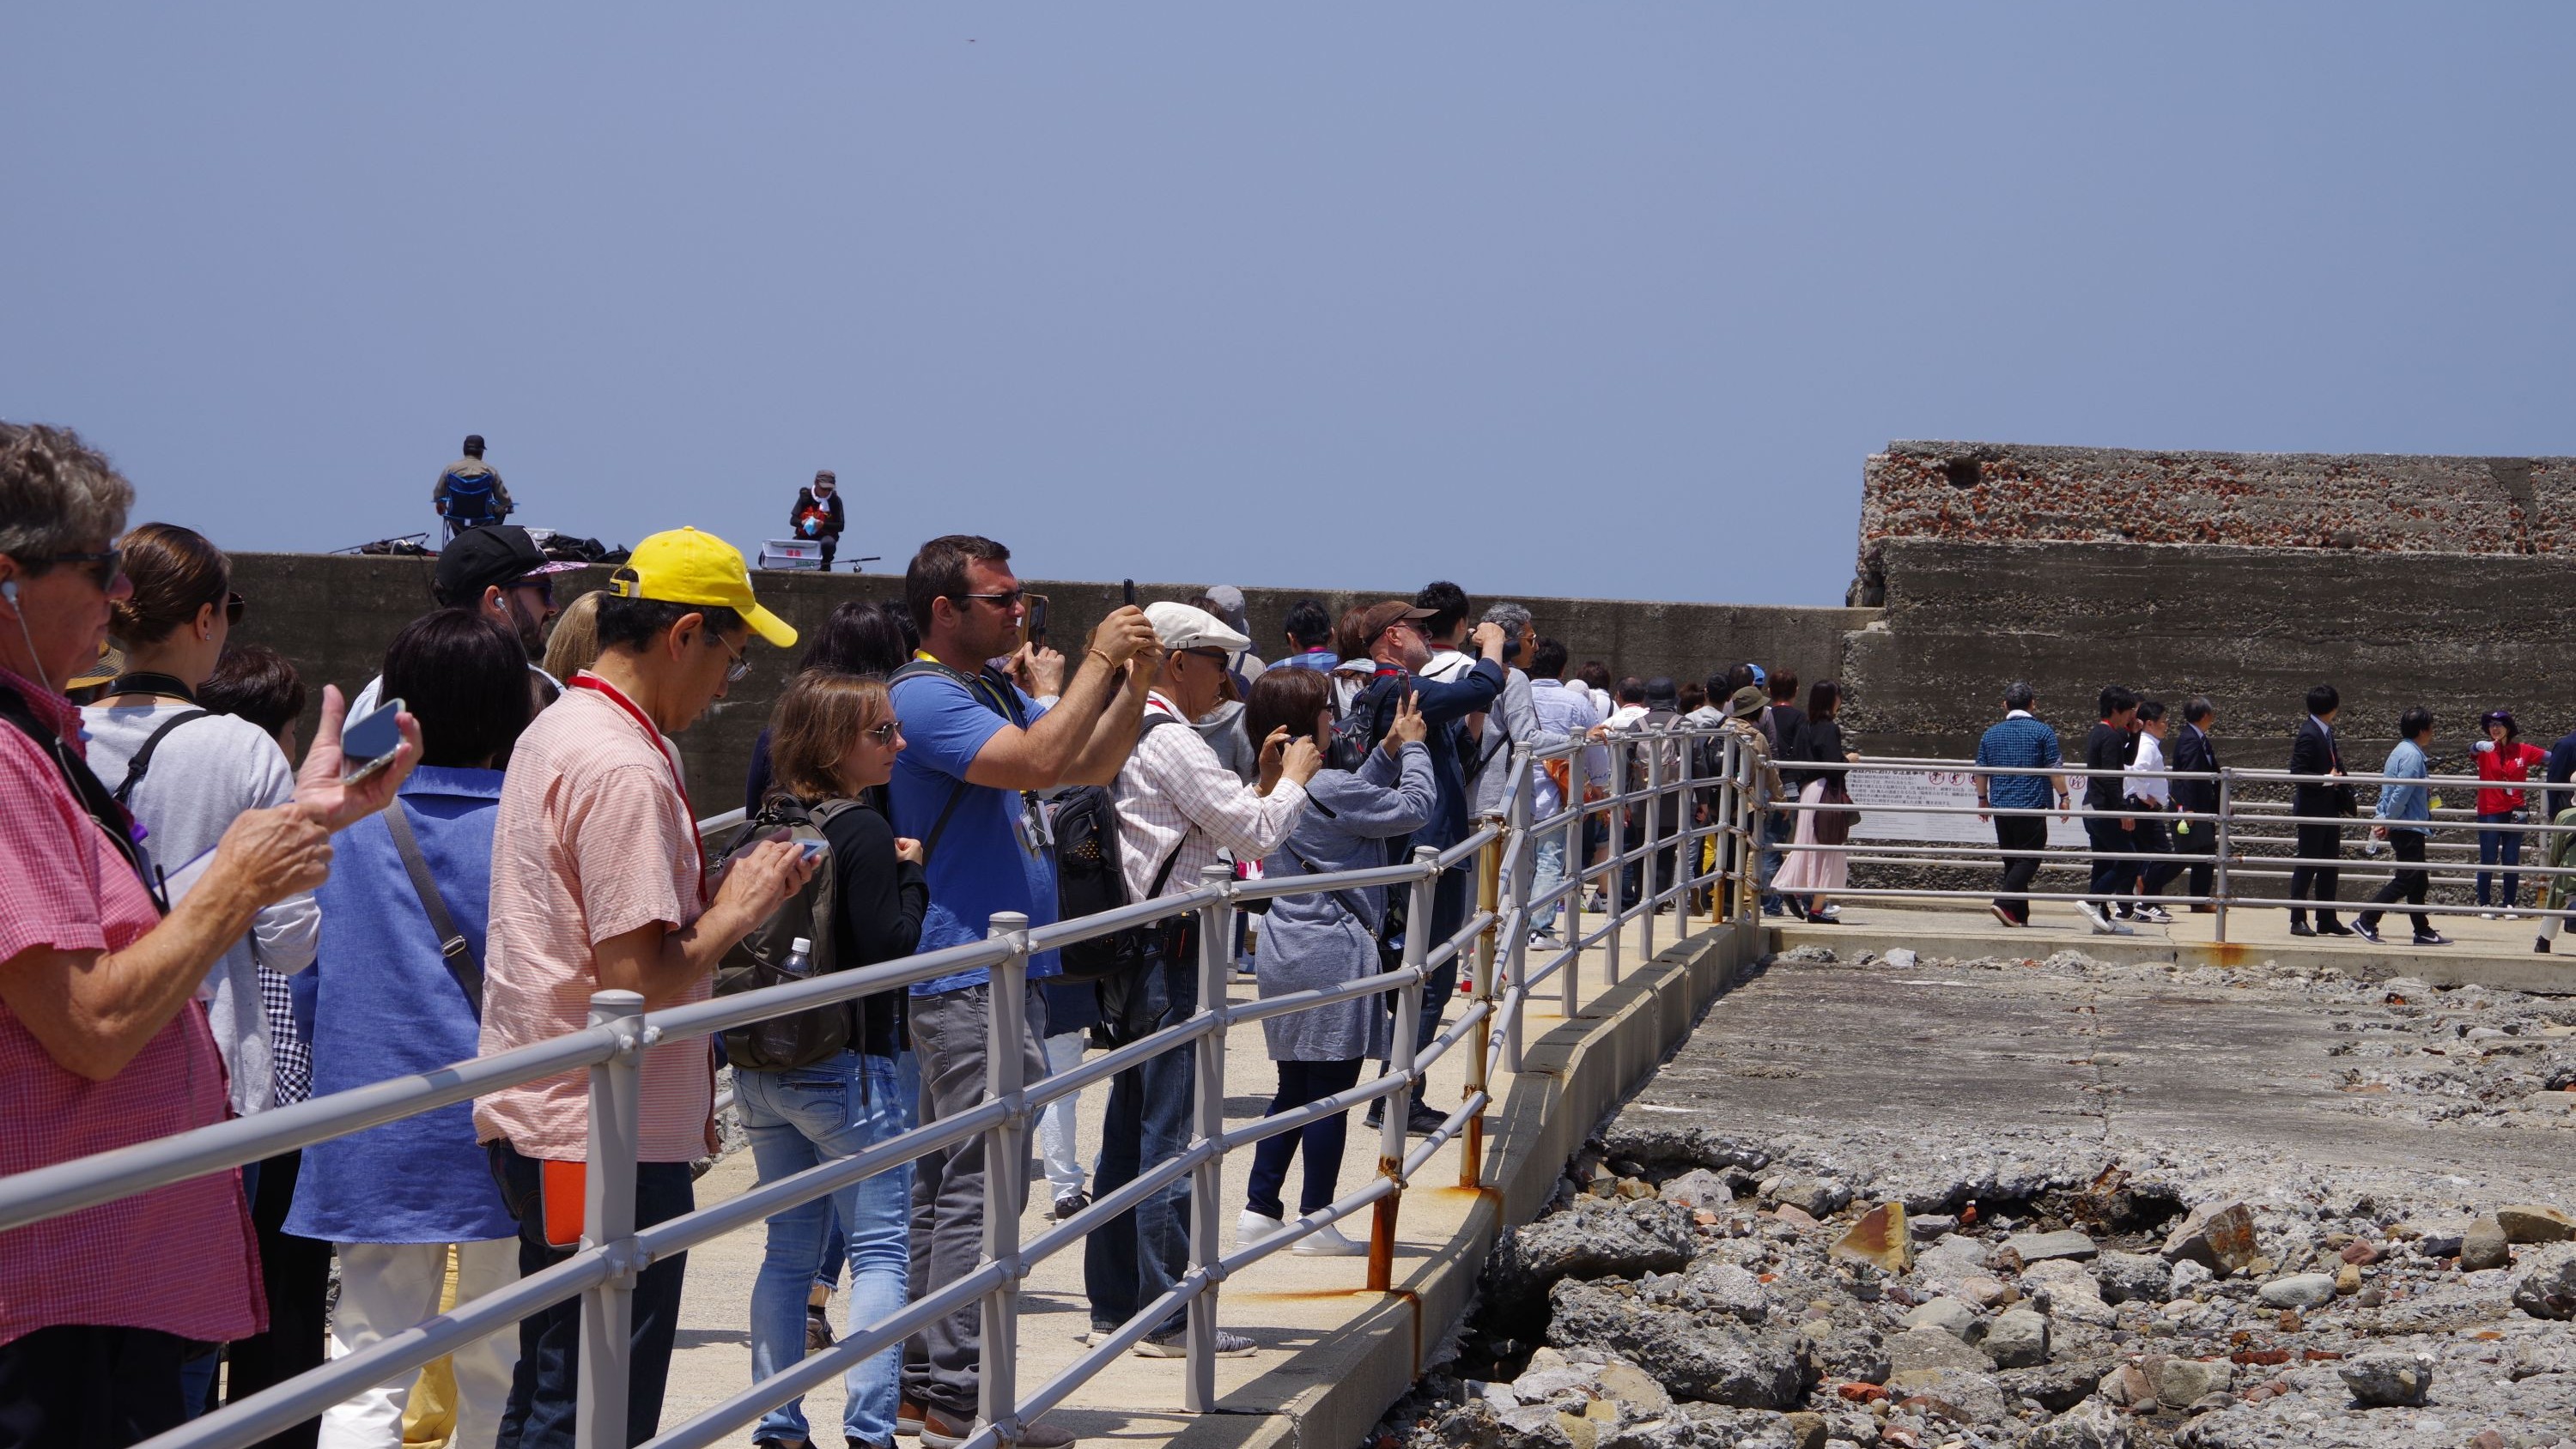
[2287,682,2354,937]
[2170,697,2221,912]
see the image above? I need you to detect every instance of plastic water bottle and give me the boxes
[781,936,814,979]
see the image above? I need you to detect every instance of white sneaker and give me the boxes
[1137,1329,1257,1358]
[2087,906,2134,937]
[1291,1223,1370,1257]
[1236,1209,1291,1250]
[2138,906,2173,925]
[2482,912,2500,920]
[2077,902,2110,932]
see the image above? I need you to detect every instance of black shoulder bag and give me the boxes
[383,799,483,1017]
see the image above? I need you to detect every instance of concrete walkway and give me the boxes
[659,907,1744,1449]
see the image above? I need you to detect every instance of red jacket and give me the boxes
[2476,740,2548,815]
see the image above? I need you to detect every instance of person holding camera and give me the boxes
[1089,602,1316,1359]
[1236,671,1434,1255]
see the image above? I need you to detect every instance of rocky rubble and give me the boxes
[1370,950,2576,1449]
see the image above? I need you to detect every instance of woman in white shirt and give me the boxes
[2120,700,2181,924]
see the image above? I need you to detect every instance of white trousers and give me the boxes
[319,1239,520,1449]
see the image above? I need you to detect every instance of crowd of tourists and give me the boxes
[1966,682,2576,950]
[3,422,1839,1449]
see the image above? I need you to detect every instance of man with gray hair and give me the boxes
[1468,602,1572,823]
[1972,682,2072,926]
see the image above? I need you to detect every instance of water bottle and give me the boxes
[781,936,815,979]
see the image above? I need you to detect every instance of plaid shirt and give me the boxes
[1111,693,1310,902]
[0,664,263,1347]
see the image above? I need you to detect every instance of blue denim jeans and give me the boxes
[1082,943,1200,1341]
[738,1052,912,1447]
[2478,810,2524,907]
[1531,835,1567,932]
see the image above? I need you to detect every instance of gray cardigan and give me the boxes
[1254,741,1436,1062]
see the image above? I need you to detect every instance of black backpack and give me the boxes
[710,796,863,1071]
[1051,713,1184,983]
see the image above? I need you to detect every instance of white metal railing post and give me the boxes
[1562,742,1584,1018]
[1642,731,1664,961]
[1185,865,1231,1411]
[1368,847,1437,1294]
[574,989,645,1449]
[2214,769,2235,944]
[1605,738,1627,984]
[980,913,1031,1441]
[1502,764,1532,1076]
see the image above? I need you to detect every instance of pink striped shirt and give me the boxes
[0,665,262,1346]
[474,682,715,1162]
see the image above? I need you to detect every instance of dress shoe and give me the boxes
[2287,922,2317,937]
[2316,922,2355,937]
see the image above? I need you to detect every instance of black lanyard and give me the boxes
[106,671,199,705]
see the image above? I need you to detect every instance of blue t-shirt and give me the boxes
[890,665,1060,992]
[284,767,518,1244]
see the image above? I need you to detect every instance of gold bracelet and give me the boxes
[1090,648,1116,669]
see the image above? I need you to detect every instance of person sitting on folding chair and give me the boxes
[432,434,513,540]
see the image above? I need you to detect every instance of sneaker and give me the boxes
[2504,912,2524,921]
[1363,1101,1383,1131]
[1136,1329,1257,1358]
[1810,905,1841,923]
[2350,920,2383,943]
[1236,1209,1290,1250]
[2137,906,2174,925]
[1406,1102,1449,1137]
[921,1408,1072,1449]
[1051,1190,1091,1222]
[896,1401,926,1440]
[2481,911,2500,920]
[1990,903,2020,928]
[2536,937,2552,955]
[2317,922,2355,937]
[805,1302,836,1354]
[2077,902,2111,932]
[1291,1223,1370,1257]
[2414,932,2452,947]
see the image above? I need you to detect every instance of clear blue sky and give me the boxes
[9,5,2573,606]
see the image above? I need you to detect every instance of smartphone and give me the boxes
[339,697,404,785]
[798,838,829,864]
[1503,634,1522,663]
[1122,579,1137,608]
[1025,594,1049,647]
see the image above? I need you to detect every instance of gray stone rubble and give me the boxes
[1367,949,2576,1449]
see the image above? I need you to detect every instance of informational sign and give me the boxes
[1843,767,2090,848]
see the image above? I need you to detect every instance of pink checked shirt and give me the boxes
[0,664,262,1347]
[474,680,716,1162]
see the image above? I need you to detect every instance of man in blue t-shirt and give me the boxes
[889,534,1155,1448]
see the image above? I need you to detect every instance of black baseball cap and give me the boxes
[435,524,580,606]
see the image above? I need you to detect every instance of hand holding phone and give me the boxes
[1122,579,1138,608]
[340,698,406,785]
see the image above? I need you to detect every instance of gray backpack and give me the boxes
[712,797,861,1071]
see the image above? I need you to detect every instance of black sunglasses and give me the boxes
[222,591,245,625]
[41,548,124,590]
[951,589,1026,610]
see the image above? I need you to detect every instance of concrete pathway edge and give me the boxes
[1165,916,1758,1449]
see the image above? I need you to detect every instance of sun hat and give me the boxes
[1145,600,1251,654]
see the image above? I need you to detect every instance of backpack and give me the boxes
[1051,713,1185,983]
[440,469,500,524]
[710,796,863,1071]
[1327,672,1405,772]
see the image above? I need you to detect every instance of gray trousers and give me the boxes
[902,979,1050,1417]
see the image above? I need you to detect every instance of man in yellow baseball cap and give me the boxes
[611,525,799,649]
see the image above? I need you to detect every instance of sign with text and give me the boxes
[1844,767,2089,848]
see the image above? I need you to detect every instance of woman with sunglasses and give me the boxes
[738,669,926,1449]
[82,522,328,1414]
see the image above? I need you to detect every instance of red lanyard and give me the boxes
[568,672,708,903]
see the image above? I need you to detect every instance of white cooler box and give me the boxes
[758,537,827,571]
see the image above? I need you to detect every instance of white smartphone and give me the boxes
[339,697,405,785]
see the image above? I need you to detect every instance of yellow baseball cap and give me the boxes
[611,527,799,649]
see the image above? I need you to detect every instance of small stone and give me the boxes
[2337,1349,2433,1407]
[1594,1360,1671,1413]
[1908,1213,1958,1240]
[1615,1178,1656,1201]
[2496,1203,2576,1243]
[2098,1361,2154,1408]
[1979,1307,2050,1368]
[2093,1251,2172,1306]
[2354,1284,2385,1308]
[2028,1398,2131,1449]
[1888,1367,2008,1425]
[1782,1410,1827,1449]
[2167,1258,2213,1296]
[1957,1275,2009,1310]
[1886,1325,1993,1373]
[1773,1203,1819,1229]
[2462,1216,2512,1271]
[2275,1310,2303,1332]
[2144,1354,2230,1407]
[2509,1242,2576,1319]
[1768,1176,1853,1219]
[2022,1259,2116,1325]
[2256,1273,2336,1309]
[1831,1203,1913,1272]
[2334,1262,2361,1296]
[2005,1229,2099,1264]
[1555,1410,1598,1449]
[2160,1201,2258,1277]
[1660,1168,1734,1210]
[2338,1240,2382,1265]
[1900,1297,1976,1338]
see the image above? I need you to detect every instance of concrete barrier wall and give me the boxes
[222,553,1872,803]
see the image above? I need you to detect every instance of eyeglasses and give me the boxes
[714,632,752,685]
[513,577,556,608]
[864,720,900,745]
[951,589,1026,610]
[1182,647,1230,664]
[41,549,124,591]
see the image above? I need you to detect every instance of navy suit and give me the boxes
[2287,718,2347,928]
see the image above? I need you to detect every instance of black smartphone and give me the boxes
[1026,595,1049,646]
[1121,579,1137,608]
[340,697,404,785]
[1503,634,1522,663]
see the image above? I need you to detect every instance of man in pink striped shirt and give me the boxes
[475,527,812,1448]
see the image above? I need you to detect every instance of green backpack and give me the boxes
[712,796,860,1072]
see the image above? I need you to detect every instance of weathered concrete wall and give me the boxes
[1839,536,2576,767]
[1851,440,2576,605]
[225,553,1872,809]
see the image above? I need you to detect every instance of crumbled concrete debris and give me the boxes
[1374,948,2576,1449]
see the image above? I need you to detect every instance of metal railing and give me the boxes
[1759,751,2576,941]
[0,718,1763,1449]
